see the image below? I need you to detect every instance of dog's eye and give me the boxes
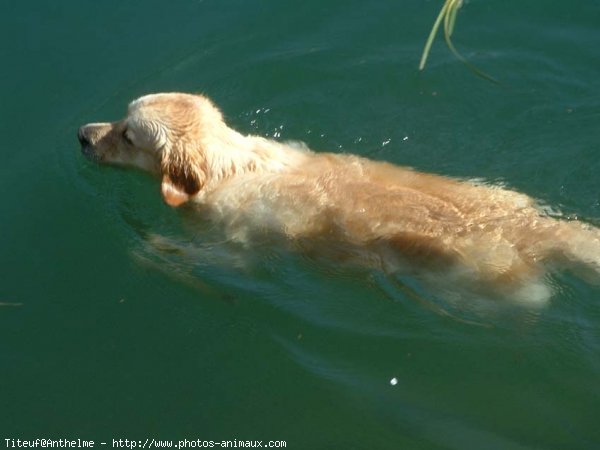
[122,129,134,146]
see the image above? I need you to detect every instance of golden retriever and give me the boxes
[78,92,600,304]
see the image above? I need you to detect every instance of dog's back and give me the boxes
[199,146,600,298]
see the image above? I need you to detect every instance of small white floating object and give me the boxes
[390,377,398,386]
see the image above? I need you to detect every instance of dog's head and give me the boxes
[78,93,223,206]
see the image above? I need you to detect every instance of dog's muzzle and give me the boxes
[77,126,90,146]
[78,126,98,161]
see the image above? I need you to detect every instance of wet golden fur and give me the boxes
[79,93,600,304]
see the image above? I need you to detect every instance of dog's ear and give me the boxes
[161,175,193,207]
[160,142,206,207]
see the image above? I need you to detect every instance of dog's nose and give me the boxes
[78,126,90,146]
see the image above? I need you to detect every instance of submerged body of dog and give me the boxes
[78,93,600,304]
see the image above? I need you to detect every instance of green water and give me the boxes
[2,1,600,448]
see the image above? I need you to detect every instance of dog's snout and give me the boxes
[78,126,90,147]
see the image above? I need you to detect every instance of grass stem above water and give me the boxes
[419,0,499,83]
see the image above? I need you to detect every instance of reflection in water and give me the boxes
[274,333,540,450]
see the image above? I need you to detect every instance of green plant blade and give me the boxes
[419,0,499,84]
[443,8,500,84]
[419,0,451,71]
[446,0,461,36]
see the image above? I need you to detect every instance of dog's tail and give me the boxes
[540,218,600,283]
